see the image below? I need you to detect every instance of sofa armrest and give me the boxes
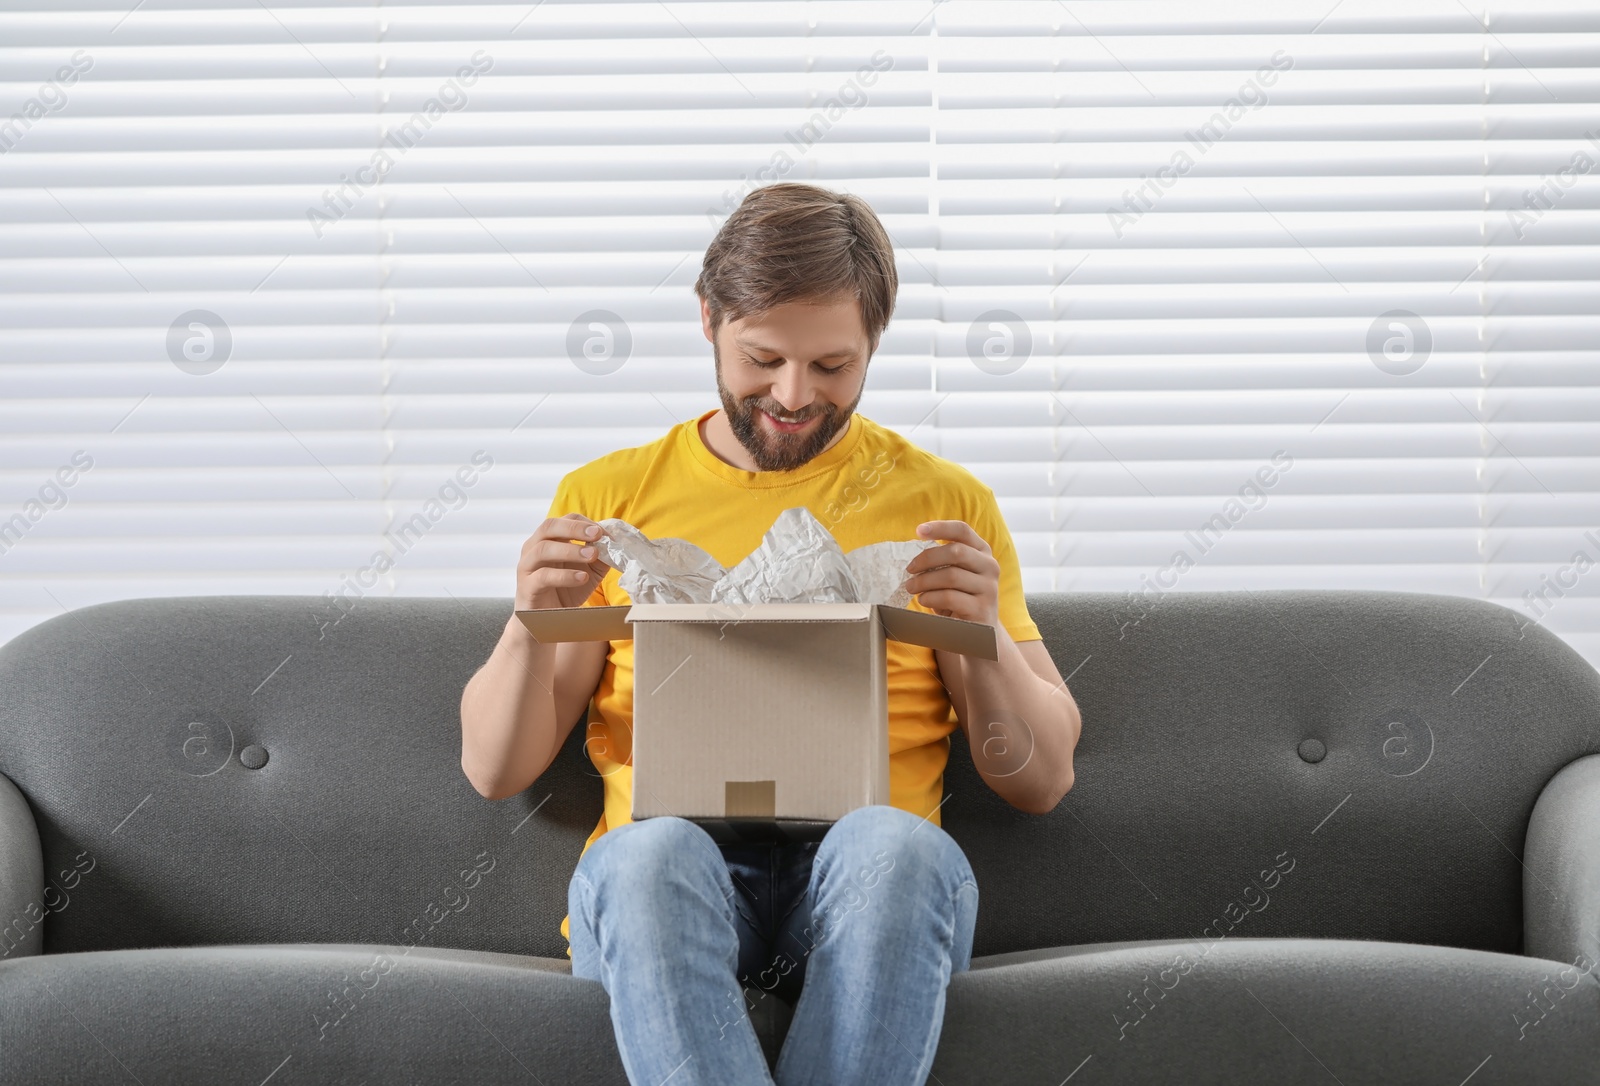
[1524,753,1600,969]
[0,771,44,961]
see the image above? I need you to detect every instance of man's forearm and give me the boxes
[958,630,1080,814]
[460,616,561,800]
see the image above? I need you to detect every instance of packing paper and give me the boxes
[591,506,941,609]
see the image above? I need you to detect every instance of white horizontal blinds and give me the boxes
[0,1,934,647]
[1,2,1597,673]
[0,2,388,646]
[929,0,1600,666]
[1475,1,1600,668]
[373,4,931,587]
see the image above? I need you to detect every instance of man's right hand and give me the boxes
[517,515,613,611]
[467,514,614,800]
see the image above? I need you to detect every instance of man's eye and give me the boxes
[749,356,846,375]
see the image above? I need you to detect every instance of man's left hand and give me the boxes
[904,520,1002,628]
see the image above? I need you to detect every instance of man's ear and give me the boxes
[699,297,716,343]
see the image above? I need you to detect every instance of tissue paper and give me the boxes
[592,507,941,609]
[590,520,728,605]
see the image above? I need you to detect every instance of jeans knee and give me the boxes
[832,802,922,836]
[823,804,973,889]
[576,816,726,899]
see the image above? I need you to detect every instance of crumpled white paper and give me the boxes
[592,506,941,609]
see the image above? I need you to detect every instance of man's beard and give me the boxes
[714,339,862,472]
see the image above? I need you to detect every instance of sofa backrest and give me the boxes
[1,591,1596,961]
[948,588,1600,958]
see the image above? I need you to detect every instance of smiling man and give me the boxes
[459,182,1080,1086]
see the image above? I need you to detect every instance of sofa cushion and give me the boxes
[0,590,1596,964]
[0,596,601,961]
[0,943,628,1084]
[939,589,1600,958]
[10,936,1591,1085]
[938,936,1600,1083]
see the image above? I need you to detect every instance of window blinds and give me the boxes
[1,1,1597,669]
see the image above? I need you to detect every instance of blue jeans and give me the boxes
[567,804,980,1085]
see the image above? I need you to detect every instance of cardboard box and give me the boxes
[515,602,998,842]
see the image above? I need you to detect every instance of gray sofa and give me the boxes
[3,589,1599,1083]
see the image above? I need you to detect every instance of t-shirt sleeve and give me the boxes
[546,470,609,608]
[971,484,1041,642]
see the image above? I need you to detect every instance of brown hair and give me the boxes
[694,183,898,355]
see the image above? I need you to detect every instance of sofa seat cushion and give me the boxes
[939,936,1600,1083]
[9,936,1598,1084]
[0,944,628,1085]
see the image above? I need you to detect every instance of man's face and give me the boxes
[703,295,870,472]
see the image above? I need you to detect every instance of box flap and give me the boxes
[876,604,998,660]
[514,605,633,643]
[626,602,873,624]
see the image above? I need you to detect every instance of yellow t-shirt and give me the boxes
[548,407,1040,955]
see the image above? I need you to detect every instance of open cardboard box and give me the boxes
[516,602,998,843]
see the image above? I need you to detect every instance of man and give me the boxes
[460,183,1080,1085]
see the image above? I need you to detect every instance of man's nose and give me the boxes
[770,362,819,413]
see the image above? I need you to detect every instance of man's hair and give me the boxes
[694,183,898,355]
